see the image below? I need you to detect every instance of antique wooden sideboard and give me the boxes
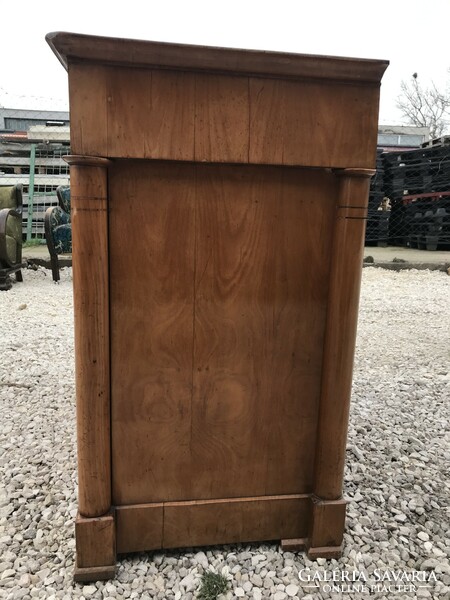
[47,31,388,581]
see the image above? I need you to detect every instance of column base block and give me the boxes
[307,544,343,560]
[309,495,348,549]
[74,510,116,582]
[74,563,117,583]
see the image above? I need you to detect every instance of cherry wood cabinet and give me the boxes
[47,31,388,581]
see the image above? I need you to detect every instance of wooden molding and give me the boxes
[47,31,388,85]
[333,168,376,178]
[64,155,111,168]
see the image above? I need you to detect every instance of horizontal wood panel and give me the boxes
[249,78,379,168]
[69,65,380,168]
[164,495,310,548]
[116,504,163,553]
[116,494,310,553]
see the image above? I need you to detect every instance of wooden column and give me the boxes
[64,156,116,581]
[308,168,375,558]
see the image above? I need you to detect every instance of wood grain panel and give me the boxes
[194,74,249,163]
[110,162,336,505]
[144,70,195,160]
[69,64,108,156]
[114,495,309,552]
[106,67,151,157]
[109,161,195,505]
[69,65,379,168]
[116,504,163,553]
[249,78,380,168]
[191,165,336,500]
[163,494,310,548]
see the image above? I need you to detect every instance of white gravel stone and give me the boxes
[180,573,196,591]
[1,569,15,580]
[285,583,299,596]
[1,267,449,599]
[82,584,97,595]
[193,551,208,569]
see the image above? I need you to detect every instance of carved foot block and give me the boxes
[280,538,307,552]
[74,564,117,583]
[309,496,347,551]
[74,511,116,582]
[307,544,343,560]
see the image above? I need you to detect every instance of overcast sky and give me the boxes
[1,0,449,126]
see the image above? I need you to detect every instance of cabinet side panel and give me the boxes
[109,161,196,505]
[191,165,335,499]
[110,162,335,505]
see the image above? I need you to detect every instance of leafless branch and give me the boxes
[396,74,450,139]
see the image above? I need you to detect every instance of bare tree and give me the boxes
[396,73,450,139]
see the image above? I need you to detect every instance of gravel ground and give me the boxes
[0,266,449,600]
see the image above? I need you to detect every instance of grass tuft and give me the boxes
[23,239,45,247]
[197,571,229,600]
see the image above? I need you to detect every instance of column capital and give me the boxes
[64,155,112,168]
[333,168,375,179]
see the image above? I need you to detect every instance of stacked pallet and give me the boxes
[406,194,450,250]
[365,150,390,246]
[382,140,450,248]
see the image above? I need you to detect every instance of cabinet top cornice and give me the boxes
[46,31,388,85]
